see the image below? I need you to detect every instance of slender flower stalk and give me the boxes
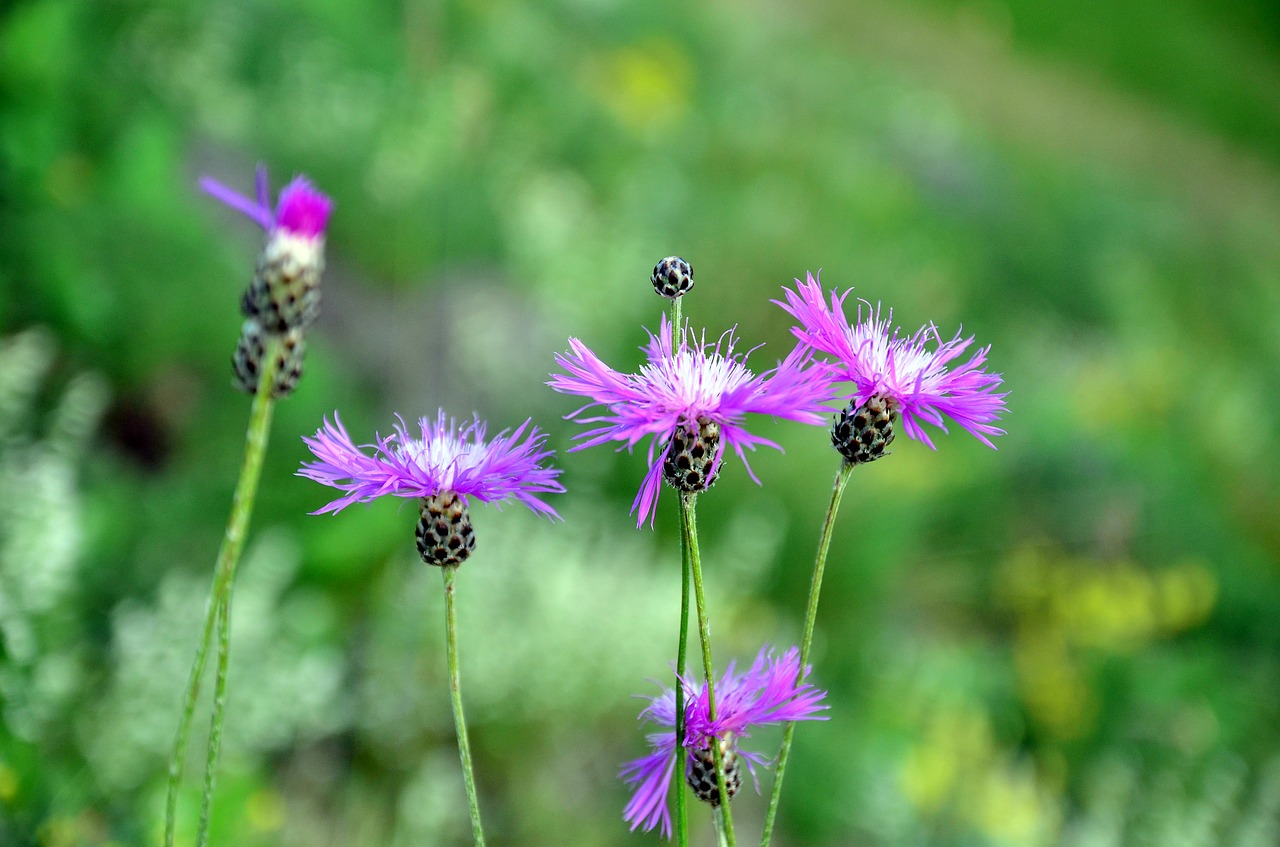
[198,590,234,847]
[670,294,691,847]
[622,645,828,838]
[758,273,1008,844]
[758,463,852,846]
[681,493,736,844]
[299,410,562,845]
[164,339,281,847]
[654,273,696,845]
[673,529,691,847]
[442,565,485,846]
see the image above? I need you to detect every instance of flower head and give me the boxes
[549,315,832,527]
[777,272,1007,450]
[299,411,564,518]
[200,164,333,239]
[202,165,333,335]
[621,646,829,837]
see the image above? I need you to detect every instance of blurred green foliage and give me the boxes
[2,0,1280,844]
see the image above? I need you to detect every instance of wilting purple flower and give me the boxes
[621,646,828,837]
[203,165,333,338]
[200,165,332,239]
[777,272,1007,449]
[299,411,564,518]
[549,315,832,527]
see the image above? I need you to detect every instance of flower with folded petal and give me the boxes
[202,165,333,335]
[201,165,332,239]
[549,315,832,527]
[299,411,563,566]
[621,646,828,837]
[776,272,1006,462]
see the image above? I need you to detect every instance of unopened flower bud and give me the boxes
[651,256,694,299]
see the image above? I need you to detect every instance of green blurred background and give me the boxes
[3,0,1280,844]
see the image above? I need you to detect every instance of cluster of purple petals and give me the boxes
[549,314,833,527]
[298,411,563,518]
[776,272,1007,449]
[200,165,332,239]
[620,646,828,836]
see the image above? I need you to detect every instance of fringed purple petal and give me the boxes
[298,409,563,518]
[620,749,675,836]
[200,175,274,230]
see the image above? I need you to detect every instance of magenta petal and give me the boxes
[298,409,563,518]
[200,176,273,230]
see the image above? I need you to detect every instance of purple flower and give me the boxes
[200,165,333,239]
[777,272,1007,449]
[549,315,832,527]
[621,646,829,837]
[298,411,564,518]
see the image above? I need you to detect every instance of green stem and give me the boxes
[165,340,281,847]
[671,284,690,846]
[196,592,232,847]
[680,493,736,846]
[759,462,854,847]
[443,565,487,846]
[673,502,691,847]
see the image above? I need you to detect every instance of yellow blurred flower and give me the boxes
[586,42,691,135]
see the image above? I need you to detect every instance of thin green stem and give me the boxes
[759,462,854,847]
[165,340,281,847]
[680,493,736,846]
[673,502,691,847]
[443,565,487,847]
[196,592,232,847]
[671,283,690,847]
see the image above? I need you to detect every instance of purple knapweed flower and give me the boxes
[621,646,828,837]
[202,165,333,337]
[549,315,832,527]
[299,411,563,566]
[776,272,1006,454]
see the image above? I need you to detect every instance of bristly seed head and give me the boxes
[232,319,306,398]
[831,393,896,465]
[651,256,694,300]
[686,739,742,808]
[416,491,476,567]
[662,417,721,493]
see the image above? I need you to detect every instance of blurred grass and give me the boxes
[2,0,1280,844]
